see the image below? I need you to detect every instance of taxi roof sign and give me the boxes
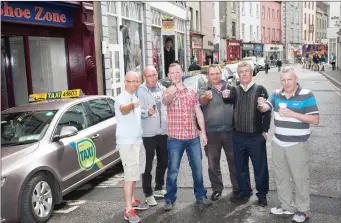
[29,89,84,103]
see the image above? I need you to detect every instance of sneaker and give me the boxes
[132,200,149,210]
[292,211,308,223]
[164,201,174,211]
[270,206,294,215]
[258,198,267,207]
[196,197,213,205]
[124,209,141,223]
[229,193,250,203]
[154,189,167,198]
[210,191,222,201]
[146,195,157,206]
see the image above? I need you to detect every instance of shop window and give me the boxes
[121,2,142,21]
[152,27,163,79]
[108,16,119,45]
[107,1,117,15]
[9,37,29,106]
[29,37,68,94]
[122,20,143,75]
[1,39,9,109]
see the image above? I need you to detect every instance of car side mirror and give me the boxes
[53,126,78,141]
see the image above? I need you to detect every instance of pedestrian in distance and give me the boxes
[264,56,270,74]
[223,61,271,207]
[258,66,320,223]
[198,64,240,202]
[276,59,282,72]
[162,63,212,211]
[114,71,149,223]
[136,66,168,206]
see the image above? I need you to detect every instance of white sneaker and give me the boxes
[292,212,308,222]
[146,195,157,206]
[270,206,294,215]
[154,189,167,198]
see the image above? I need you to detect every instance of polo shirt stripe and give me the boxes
[273,112,302,123]
[274,119,309,129]
[275,133,310,142]
[275,126,310,136]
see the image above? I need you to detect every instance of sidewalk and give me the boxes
[319,65,341,87]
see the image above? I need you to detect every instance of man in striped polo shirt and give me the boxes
[258,67,320,223]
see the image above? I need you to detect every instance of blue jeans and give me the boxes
[165,137,207,202]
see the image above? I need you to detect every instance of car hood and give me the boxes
[1,142,39,168]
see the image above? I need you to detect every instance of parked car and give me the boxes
[1,90,120,223]
[256,57,266,71]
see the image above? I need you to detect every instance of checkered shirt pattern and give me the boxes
[167,88,200,140]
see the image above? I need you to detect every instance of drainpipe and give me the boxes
[93,1,104,95]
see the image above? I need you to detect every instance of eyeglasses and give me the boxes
[145,74,157,78]
[125,80,140,84]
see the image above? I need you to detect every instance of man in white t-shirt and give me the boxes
[114,71,149,223]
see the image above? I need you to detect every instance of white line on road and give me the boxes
[54,206,79,214]
[67,200,87,206]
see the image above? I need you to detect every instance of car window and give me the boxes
[57,104,89,133]
[86,99,113,125]
[106,98,116,117]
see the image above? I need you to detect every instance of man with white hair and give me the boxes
[258,67,320,223]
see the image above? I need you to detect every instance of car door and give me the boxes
[52,102,102,191]
[84,98,118,167]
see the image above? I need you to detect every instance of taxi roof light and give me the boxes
[28,89,85,103]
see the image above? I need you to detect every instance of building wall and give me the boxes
[220,1,240,40]
[327,2,341,67]
[187,2,201,33]
[200,2,214,51]
[260,1,281,44]
[302,1,316,44]
[316,2,329,43]
[240,1,261,42]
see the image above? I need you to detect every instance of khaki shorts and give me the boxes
[118,143,146,182]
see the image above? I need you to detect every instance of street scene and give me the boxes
[46,66,341,223]
[1,1,341,223]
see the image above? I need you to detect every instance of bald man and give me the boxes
[136,66,168,206]
[258,67,320,223]
[114,71,149,223]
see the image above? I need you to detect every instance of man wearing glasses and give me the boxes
[136,66,168,206]
[114,71,149,223]
[162,63,212,211]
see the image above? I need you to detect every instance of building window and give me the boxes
[304,30,307,40]
[176,32,185,72]
[212,3,215,19]
[107,1,117,15]
[190,8,193,30]
[267,7,270,19]
[297,29,299,42]
[257,26,259,41]
[312,2,314,10]
[308,1,310,9]
[232,2,236,12]
[304,13,306,24]
[241,2,245,15]
[196,10,199,32]
[277,29,280,41]
[249,3,252,16]
[121,2,142,21]
[291,28,294,42]
[262,26,265,42]
[232,21,236,37]
[256,4,259,18]
[272,9,275,20]
[272,28,275,41]
[277,10,280,21]
[241,24,245,39]
[312,15,314,25]
[268,28,270,43]
[250,25,253,41]
[262,6,265,18]
[305,1,307,8]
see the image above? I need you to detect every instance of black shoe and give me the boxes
[258,198,267,207]
[229,193,250,203]
[210,191,222,201]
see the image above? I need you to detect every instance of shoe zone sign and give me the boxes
[0,1,73,27]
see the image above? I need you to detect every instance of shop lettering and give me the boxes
[1,2,66,24]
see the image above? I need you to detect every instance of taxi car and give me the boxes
[1,89,120,223]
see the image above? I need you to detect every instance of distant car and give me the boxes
[1,90,121,223]
[256,57,266,71]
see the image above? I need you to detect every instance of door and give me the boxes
[53,103,102,190]
[109,44,123,98]
[84,98,118,167]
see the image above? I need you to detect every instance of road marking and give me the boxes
[68,200,87,206]
[54,206,79,214]
[95,172,125,188]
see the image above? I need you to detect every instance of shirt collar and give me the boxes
[240,82,255,92]
[280,84,302,97]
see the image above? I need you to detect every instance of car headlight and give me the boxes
[1,177,6,187]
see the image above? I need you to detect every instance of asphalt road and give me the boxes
[48,65,341,223]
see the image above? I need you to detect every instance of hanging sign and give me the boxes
[162,17,175,35]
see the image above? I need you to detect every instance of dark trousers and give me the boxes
[142,135,168,197]
[204,131,239,194]
[232,133,269,200]
[265,64,269,74]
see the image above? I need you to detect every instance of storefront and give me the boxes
[226,39,242,63]
[1,1,96,110]
[287,43,302,63]
[264,44,284,60]
[190,32,204,66]
[242,43,264,58]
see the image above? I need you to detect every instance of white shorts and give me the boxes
[118,143,146,182]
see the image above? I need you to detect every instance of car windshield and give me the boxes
[1,110,58,147]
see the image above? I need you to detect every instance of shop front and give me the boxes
[242,42,264,58]
[1,1,96,110]
[264,44,284,61]
[287,43,302,63]
[226,39,242,63]
[190,32,204,66]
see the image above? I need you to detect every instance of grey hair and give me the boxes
[280,66,295,74]
[237,61,253,74]
[207,64,222,75]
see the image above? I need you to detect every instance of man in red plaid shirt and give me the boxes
[162,63,212,211]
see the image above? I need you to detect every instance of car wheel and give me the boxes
[20,174,55,223]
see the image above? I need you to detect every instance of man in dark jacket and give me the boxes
[188,58,202,71]
[164,37,175,77]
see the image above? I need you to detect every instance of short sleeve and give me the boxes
[304,92,319,115]
[192,91,200,108]
[114,94,125,115]
[266,92,276,109]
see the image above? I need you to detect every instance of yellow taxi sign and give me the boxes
[29,89,83,103]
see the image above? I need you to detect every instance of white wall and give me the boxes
[240,1,261,42]
[213,1,220,44]
[149,2,187,20]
